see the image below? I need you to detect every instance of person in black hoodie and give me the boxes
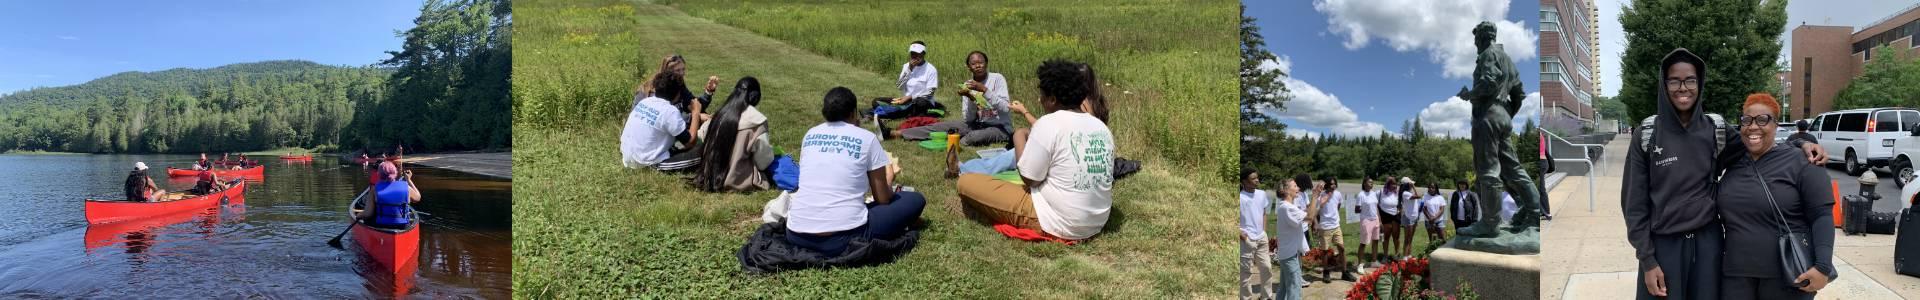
[1717,93,1833,298]
[1622,48,1828,299]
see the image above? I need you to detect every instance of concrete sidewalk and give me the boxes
[1543,136,1917,299]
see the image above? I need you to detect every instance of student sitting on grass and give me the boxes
[956,59,1115,242]
[784,87,927,256]
[639,54,719,115]
[896,50,1011,146]
[690,77,777,192]
[873,41,943,137]
[620,74,703,171]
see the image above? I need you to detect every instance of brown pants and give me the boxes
[956,173,1042,231]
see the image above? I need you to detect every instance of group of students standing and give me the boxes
[1238,170,1517,300]
[621,41,1117,266]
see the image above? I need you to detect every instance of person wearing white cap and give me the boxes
[872,41,941,137]
[123,162,164,202]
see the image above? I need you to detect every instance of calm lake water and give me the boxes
[0,154,511,298]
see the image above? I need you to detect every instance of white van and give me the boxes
[1893,124,1920,187]
[1810,108,1920,176]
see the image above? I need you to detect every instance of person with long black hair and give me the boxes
[691,77,776,192]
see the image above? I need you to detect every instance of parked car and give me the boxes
[1775,122,1794,144]
[1893,123,1920,188]
[1809,108,1920,176]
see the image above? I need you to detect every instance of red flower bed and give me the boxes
[1345,258,1436,300]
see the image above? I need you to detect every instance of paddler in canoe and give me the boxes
[122,162,166,202]
[194,154,211,171]
[353,161,422,229]
[191,165,234,195]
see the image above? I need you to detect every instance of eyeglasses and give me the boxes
[1739,114,1775,127]
[1665,78,1698,90]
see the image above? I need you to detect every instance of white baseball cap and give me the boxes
[134,162,148,171]
[908,43,926,54]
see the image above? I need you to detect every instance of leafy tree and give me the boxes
[0,0,513,154]
[1834,44,1920,110]
[1594,95,1628,121]
[1240,4,1298,177]
[1617,0,1787,122]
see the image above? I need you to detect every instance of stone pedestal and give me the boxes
[1430,244,1540,300]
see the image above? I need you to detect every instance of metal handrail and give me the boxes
[1544,130,1604,212]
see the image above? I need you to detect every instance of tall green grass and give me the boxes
[512,0,1236,298]
[672,0,1237,179]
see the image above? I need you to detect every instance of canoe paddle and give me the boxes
[327,188,371,249]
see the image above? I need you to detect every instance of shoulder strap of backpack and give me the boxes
[1704,113,1728,154]
[1639,115,1659,154]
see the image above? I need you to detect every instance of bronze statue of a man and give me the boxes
[1452,21,1542,254]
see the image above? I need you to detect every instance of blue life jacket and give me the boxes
[371,181,413,228]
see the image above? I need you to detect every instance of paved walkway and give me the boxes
[1543,136,1917,299]
[398,152,511,179]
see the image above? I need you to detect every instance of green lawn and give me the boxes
[512,0,1235,298]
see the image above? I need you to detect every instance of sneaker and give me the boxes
[873,113,890,140]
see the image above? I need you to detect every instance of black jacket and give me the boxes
[1623,49,1745,272]
[1716,145,1836,280]
[737,221,920,274]
[1449,190,1479,227]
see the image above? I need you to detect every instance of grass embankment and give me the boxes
[513,0,1235,298]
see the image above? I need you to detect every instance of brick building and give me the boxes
[1788,3,1920,120]
[1541,0,1599,133]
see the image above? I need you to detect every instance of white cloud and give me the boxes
[1285,128,1322,139]
[1259,55,1293,75]
[1313,0,1538,79]
[1417,97,1473,138]
[1272,77,1392,138]
[1416,91,1542,138]
[57,36,78,41]
[1513,92,1542,128]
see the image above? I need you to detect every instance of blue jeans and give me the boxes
[1274,252,1302,300]
[786,191,928,255]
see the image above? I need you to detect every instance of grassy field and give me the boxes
[512,0,1236,298]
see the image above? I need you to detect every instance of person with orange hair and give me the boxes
[1710,93,1835,298]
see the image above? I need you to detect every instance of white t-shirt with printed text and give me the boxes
[619,96,686,168]
[1018,111,1115,240]
[786,122,891,234]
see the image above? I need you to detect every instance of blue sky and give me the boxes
[1247,0,1542,138]
[0,1,423,95]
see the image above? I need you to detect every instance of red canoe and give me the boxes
[84,180,246,225]
[167,166,264,178]
[279,155,313,161]
[351,193,421,277]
